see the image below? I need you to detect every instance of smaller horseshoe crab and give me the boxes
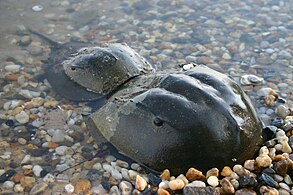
[29,31,263,174]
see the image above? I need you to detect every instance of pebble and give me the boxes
[111,169,123,180]
[31,5,44,12]
[0,170,16,183]
[259,186,278,195]
[20,176,36,188]
[135,175,148,191]
[4,64,21,73]
[91,184,107,194]
[14,184,24,193]
[109,185,120,194]
[188,180,206,188]
[183,186,218,195]
[159,180,169,189]
[51,129,65,143]
[55,145,68,155]
[207,175,219,187]
[32,165,43,177]
[275,105,290,119]
[168,178,185,190]
[244,160,256,171]
[29,182,48,195]
[119,181,133,195]
[279,182,290,192]
[256,155,272,167]
[206,168,219,178]
[235,188,257,195]
[3,181,15,189]
[160,169,170,180]
[185,167,205,181]
[157,188,170,195]
[221,166,233,177]
[221,178,235,194]
[64,183,75,193]
[15,111,30,124]
[74,179,91,194]
[177,174,189,185]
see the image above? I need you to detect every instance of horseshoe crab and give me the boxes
[30,32,263,174]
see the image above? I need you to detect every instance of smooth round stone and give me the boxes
[235,188,257,195]
[221,178,235,194]
[15,111,29,124]
[119,181,133,195]
[91,184,107,194]
[55,146,68,155]
[32,165,43,177]
[187,180,206,188]
[51,130,65,143]
[135,175,148,191]
[207,176,219,187]
[275,105,290,119]
[111,169,122,180]
[64,183,74,193]
[168,179,185,191]
[14,184,24,193]
[30,182,48,195]
[5,64,21,73]
[279,182,290,192]
[3,180,15,189]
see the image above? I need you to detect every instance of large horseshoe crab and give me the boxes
[30,30,263,174]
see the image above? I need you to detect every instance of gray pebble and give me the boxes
[4,64,21,73]
[52,129,65,143]
[33,165,43,177]
[111,169,123,180]
[279,182,290,192]
[109,185,121,195]
[3,180,15,189]
[55,146,68,155]
[119,181,133,195]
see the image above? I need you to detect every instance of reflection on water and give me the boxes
[0,0,292,194]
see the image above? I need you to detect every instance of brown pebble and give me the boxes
[74,179,91,194]
[13,173,24,183]
[43,101,59,108]
[48,141,58,149]
[20,176,36,188]
[177,174,189,185]
[220,178,235,194]
[61,104,75,110]
[135,175,148,191]
[83,161,95,170]
[87,136,94,144]
[160,169,170,180]
[11,107,23,115]
[5,73,21,81]
[221,166,233,177]
[206,168,219,178]
[157,188,170,195]
[29,114,39,120]
[186,167,205,181]
[235,188,257,195]
[274,159,289,176]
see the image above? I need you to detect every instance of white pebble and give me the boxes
[187,180,206,188]
[14,184,24,193]
[64,184,75,193]
[19,89,33,99]
[159,180,169,189]
[5,64,21,72]
[3,181,15,189]
[207,176,219,187]
[15,111,29,124]
[32,5,43,12]
[121,168,131,181]
[33,165,43,177]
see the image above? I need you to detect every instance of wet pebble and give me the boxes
[3,181,15,189]
[0,170,16,183]
[51,129,65,143]
[235,188,257,195]
[91,184,107,194]
[185,167,205,181]
[20,176,36,188]
[221,178,235,194]
[119,180,133,195]
[135,175,148,191]
[29,182,48,195]
[31,5,43,12]
[4,65,21,73]
[64,183,75,193]
[32,165,43,177]
[207,175,219,187]
[15,111,29,124]
[74,179,91,194]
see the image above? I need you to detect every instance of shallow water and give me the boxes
[0,0,292,194]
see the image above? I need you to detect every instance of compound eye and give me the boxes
[153,117,163,126]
